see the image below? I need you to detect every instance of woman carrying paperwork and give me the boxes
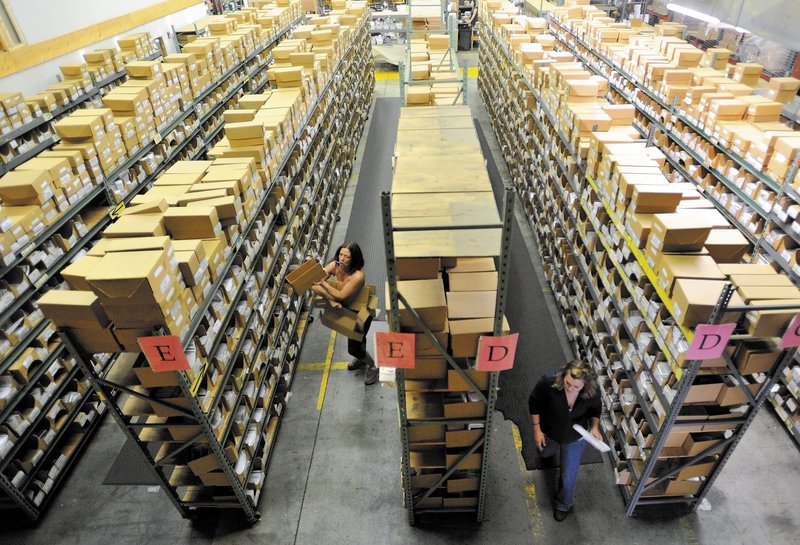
[311,242,379,385]
[528,359,603,521]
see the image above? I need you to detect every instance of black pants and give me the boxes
[348,316,373,360]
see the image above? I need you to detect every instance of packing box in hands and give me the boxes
[286,259,327,294]
[320,283,378,341]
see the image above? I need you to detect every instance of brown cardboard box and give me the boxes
[447,370,489,391]
[656,254,724,296]
[38,290,110,329]
[133,365,181,388]
[163,207,221,239]
[716,378,760,406]
[745,298,800,337]
[446,257,496,273]
[703,228,749,263]
[413,327,449,357]
[671,278,745,328]
[86,249,171,305]
[733,340,781,374]
[67,326,121,353]
[446,291,496,319]
[684,378,724,404]
[729,274,795,288]
[443,401,486,420]
[405,357,447,379]
[447,271,498,292]
[646,212,714,261]
[629,184,684,214]
[737,285,800,304]
[286,259,327,294]
[718,263,776,276]
[449,316,510,358]
[390,279,447,332]
[396,258,441,280]
[61,256,103,291]
[103,214,166,238]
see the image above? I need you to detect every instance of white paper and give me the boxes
[573,424,610,452]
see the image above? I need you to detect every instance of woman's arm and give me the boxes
[532,414,546,450]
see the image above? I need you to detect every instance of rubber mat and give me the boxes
[344,97,401,315]
[473,119,603,470]
[103,438,161,485]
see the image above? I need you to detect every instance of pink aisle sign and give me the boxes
[376,332,416,369]
[685,324,736,360]
[138,335,191,372]
[476,333,519,371]
[781,314,800,349]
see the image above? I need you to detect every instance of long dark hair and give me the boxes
[335,241,364,272]
[552,358,598,399]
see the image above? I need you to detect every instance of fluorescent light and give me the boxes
[665,3,720,25]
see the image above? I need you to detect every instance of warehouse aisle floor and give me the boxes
[3,60,800,545]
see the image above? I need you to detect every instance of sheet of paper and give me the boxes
[573,424,610,452]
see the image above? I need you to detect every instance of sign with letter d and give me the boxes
[476,333,519,371]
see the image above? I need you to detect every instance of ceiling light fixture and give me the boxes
[665,2,721,25]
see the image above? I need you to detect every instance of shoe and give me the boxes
[364,365,379,385]
[347,358,366,370]
[553,507,574,522]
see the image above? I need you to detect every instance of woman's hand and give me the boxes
[330,301,342,309]
[590,426,603,443]
[534,429,546,451]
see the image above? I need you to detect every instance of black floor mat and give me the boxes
[344,97,401,315]
[473,119,603,470]
[103,438,161,485]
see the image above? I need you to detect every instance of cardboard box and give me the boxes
[446,257,496,273]
[0,170,55,205]
[733,340,781,374]
[286,260,327,294]
[114,328,153,352]
[396,258,441,280]
[718,263,776,276]
[729,274,795,288]
[133,364,180,388]
[446,291,496,319]
[38,290,110,329]
[736,285,800,304]
[413,327,449,357]
[447,370,489,391]
[103,214,166,238]
[646,212,714,260]
[86,249,172,305]
[405,357,447,379]
[163,206,221,239]
[703,228,749,263]
[671,278,745,328]
[449,316,510,358]
[745,298,800,337]
[656,254,724,296]
[67,325,121,353]
[447,271,498,292]
[390,279,447,332]
[61,256,103,291]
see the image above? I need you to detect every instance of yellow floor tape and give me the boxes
[512,424,544,538]
[316,331,337,410]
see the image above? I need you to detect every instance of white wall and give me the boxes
[8,0,166,44]
[0,3,208,96]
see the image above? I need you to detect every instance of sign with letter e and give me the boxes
[685,323,735,360]
[476,333,519,371]
[138,335,191,372]
[376,332,415,369]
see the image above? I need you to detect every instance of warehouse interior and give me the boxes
[2,1,800,544]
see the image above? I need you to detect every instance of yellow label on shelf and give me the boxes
[109,202,125,220]
[189,359,208,397]
[154,133,162,144]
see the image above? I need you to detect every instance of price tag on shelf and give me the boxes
[43,113,53,121]
[52,134,60,143]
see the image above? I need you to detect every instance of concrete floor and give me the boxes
[3,53,800,544]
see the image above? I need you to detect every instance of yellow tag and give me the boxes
[109,202,125,220]
[189,359,208,397]
[154,133,163,144]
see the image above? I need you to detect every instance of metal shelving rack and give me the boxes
[55,12,373,522]
[543,11,800,451]
[0,40,163,176]
[398,0,466,106]
[381,102,514,522]
[0,9,309,521]
[478,10,800,514]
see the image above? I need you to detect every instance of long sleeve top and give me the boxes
[528,373,601,443]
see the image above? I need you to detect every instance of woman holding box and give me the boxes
[529,359,603,521]
[312,242,378,385]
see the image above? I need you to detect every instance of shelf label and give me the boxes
[780,314,800,349]
[684,323,735,360]
[154,133,163,144]
[476,333,519,372]
[43,113,53,121]
[376,332,415,369]
[139,335,191,372]
[109,202,125,220]
[52,134,61,143]
[189,359,208,397]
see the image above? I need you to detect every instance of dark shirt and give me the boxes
[528,373,601,443]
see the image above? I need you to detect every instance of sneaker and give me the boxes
[364,365,379,386]
[347,358,366,371]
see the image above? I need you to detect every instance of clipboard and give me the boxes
[573,424,610,452]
